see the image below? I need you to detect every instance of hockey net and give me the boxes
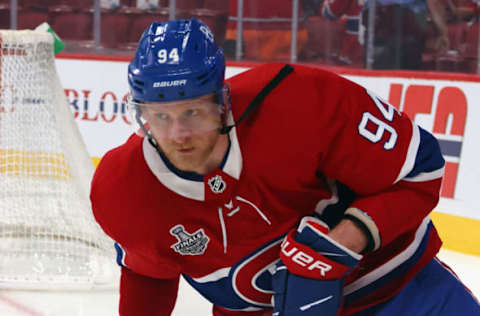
[0,30,118,289]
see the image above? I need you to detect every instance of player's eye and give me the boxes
[155,113,169,120]
[185,109,199,117]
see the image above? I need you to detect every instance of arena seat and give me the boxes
[203,0,230,11]
[18,7,49,30]
[0,3,10,29]
[101,7,133,48]
[464,22,478,59]
[121,7,170,48]
[120,0,134,6]
[19,0,61,9]
[49,5,93,40]
[435,52,469,73]
[448,23,467,53]
[175,0,203,11]
[225,0,307,61]
[57,0,93,9]
[301,15,344,63]
[430,23,470,73]
[462,22,479,73]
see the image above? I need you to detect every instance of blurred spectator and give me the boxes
[362,0,450,69]
[101,0,122,9]
[225,0,307,61]
[302,0,324,17]
[135,0,164,9]
[299,0,364,67]
[447,0,480,20]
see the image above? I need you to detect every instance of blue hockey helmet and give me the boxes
[128,19,226,103]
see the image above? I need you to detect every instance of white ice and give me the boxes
[0,249,478,316]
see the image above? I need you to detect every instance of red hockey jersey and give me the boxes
[91,63,445,315]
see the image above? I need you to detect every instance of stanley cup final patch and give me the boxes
[170,225,210,256]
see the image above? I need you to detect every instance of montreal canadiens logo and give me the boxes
[170,225,209,256]
[208,175,226,194]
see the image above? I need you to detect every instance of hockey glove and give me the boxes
[271,216,363,316]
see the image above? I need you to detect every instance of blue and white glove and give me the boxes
[271,216,363,316]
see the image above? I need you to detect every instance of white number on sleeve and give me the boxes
[358,90,399,150]
[366,89,396,122]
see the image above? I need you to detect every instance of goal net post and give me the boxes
[0,29,118,290]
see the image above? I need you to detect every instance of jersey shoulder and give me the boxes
[92,134,144,192]
[226,62,363,136]
[90,134,149,237]
[227,62,360,107]
[227,62,347,88]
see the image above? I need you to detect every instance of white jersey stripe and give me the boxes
[403,166,445,182]
[192,267,231,283]
[314,179,339,216]
[394,121,420,184]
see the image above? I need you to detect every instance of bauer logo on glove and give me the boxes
[271,217,363,316]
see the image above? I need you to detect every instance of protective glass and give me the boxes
[127,95,223,141]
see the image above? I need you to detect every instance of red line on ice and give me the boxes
[0,294,43,316]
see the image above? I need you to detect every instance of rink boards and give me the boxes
[54,56,480,257]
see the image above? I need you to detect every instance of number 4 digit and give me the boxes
[358,90,399,150]
[366,90,397,122]
[169,48,179,63]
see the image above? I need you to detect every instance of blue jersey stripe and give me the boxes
[406,127,445,178]
[114,242,127,268]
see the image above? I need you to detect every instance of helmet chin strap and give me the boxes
[147,133,161,155]
[219,64,294,135]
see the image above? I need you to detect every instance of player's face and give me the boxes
[141,94,223,173]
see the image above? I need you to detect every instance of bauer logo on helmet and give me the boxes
[153,80,187,88]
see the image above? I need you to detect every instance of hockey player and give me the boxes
[90,19,480,315]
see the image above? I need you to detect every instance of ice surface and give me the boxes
[0,249,478,316]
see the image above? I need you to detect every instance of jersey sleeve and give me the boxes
[315,76,445,251]
[119,267,179,316]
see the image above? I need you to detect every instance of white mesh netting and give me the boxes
[0,30,118,290]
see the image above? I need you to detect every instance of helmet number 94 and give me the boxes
[158,48,179,64]
[358,90,399,150]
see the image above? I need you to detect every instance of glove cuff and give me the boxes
[344,208,381,252]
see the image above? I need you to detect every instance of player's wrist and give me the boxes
[344,207,381,252]
[328,218,369,254]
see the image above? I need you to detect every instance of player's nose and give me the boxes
[168,119,192,143]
